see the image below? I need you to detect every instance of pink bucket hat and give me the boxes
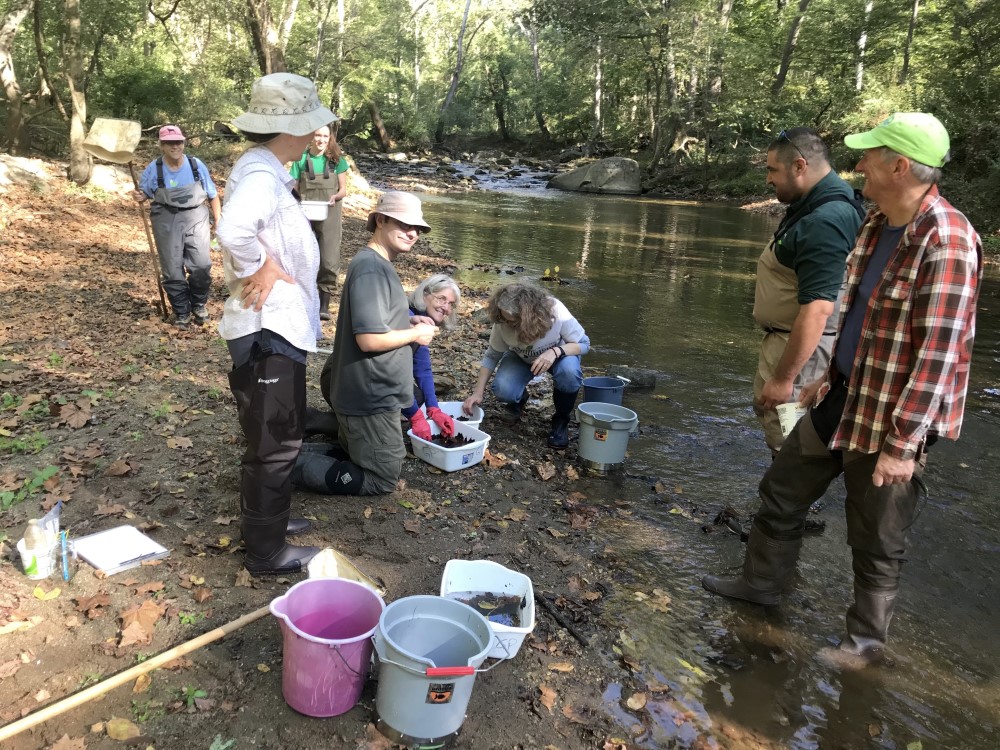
[366,191,431,233]
[158,124,185,141]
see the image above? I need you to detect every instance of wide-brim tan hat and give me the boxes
[366,190,431,233]
[233,73,337,137]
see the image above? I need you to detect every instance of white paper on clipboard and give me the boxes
[72,525,170,575]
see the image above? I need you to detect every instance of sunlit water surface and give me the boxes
[418,189,1000,749]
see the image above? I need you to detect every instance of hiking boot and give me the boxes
[174,314,192,330]
[192,306,209,325]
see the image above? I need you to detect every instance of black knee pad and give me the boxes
[324,460,365,495]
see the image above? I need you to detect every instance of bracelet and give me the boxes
[552,346,564,360]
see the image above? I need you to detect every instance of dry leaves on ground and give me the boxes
[539,684,557,712]
[118,599,164,648]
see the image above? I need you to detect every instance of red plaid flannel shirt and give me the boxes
[831,186,982,459]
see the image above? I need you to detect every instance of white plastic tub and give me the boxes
[440,559,535,660]
[420,401,484,430]
[407,421,490,473]
[301,200,329,222]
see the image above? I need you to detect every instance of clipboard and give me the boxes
[72,525,170,575]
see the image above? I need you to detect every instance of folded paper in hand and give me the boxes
[72,525,170,575]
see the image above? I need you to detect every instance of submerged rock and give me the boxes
[547,157,641,195]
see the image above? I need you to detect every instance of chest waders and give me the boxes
[149,156,213,319]
[298,155,344,317]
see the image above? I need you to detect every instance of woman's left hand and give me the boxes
[530,348,559,376]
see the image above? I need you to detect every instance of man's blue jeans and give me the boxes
[491,352,583,402]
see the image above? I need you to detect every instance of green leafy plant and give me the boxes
[178,611,205,626]
[0,433,50,455]
[180,685,207,709]
[1,392,21,410]
[152,401,173,419]
[1,465,59,509]
[79,671,103,688]
[131,698,165,723]
[46,353,64,368]
[209,736,236,750]
[123,363,140,375]
[206,387,221,399]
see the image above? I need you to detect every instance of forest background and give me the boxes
[1,0,998,239]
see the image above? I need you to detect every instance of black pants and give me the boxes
[227,337,306,555]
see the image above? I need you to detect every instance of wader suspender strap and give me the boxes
[303,155,331,181]
[773,189,867,246]
[155,156,202,190]
[250,330,274,364]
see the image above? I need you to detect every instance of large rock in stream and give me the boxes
[546,157,641,195]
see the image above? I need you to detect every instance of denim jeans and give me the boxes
[491,352,583,402]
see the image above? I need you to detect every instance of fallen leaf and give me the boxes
[363,506,373,519]
[0,660,21,679]
[564,465,579,480]
[234,569,253,587]
[506,508,528,522]
[257,663,270,672]
[60,400,91,429]
[33,586,61,600]
[47,735,86,750]
[167,436,193,450]
[192,587,213,603]
[133,673,151,694]
[562,704,587,724]
[104,460,133,477]
[547,527,568,538]
[626,692,648,711]
[676,657,708,680]
[106,717,140,740]
[75,593,112,618]
[535,462,557,481]
[193,697,216,711]
[645,678,671,694]
[118,599,164,648]
[583,591,602,601]
[539,684,557,712]
[483,449,508,469]
[213,516,237,526]
[0,621,34,635]
[403,518,421,535]
[133,582,164,595]
[549,662,574,673]
[95,503,127,516]
[189,575,205,585]
[868,723,882,737]
[34,688,50,702]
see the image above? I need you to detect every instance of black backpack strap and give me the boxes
[189,156,201,185]
[155,157,165,190]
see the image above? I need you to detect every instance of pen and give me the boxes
[113,551,163,570]
[60,531,69,581]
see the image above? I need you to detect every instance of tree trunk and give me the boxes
[898,0,920,85]
[434,0,473,144]
[368,101,394,151]
[245,0,292,74]
[34,0,68,121]
[589,37,602,144]
[772,0,812,96]
[709,0,733,97]
[0,0,31,153]
[336,0,344,111]
[855,0,874,91]
[520,17,549,140]
[64,0,90,184]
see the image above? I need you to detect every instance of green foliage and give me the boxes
[209,736,236,750]
[180,685,207,708]
[178,611,205,626]
[88,53,191,126]
[1,465,59,510]
[0,433,50,457]
[131,698,166,723]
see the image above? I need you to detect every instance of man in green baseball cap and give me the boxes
[702,111,983,671]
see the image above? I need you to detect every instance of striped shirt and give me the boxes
[830,185,982,460]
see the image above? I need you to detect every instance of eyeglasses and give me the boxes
[391,217,424,234]
[427,292,455,309]
[778,130,808,164]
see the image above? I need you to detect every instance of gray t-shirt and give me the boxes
[325,248,412,415]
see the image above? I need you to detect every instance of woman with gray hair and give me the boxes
[405,274,462,441]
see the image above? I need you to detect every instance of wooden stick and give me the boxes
[127,162,169,320]
[0,605,270,742]
[534,591,589,648]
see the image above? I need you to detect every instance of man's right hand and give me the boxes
[132,190,147,203]
[798,377,830,409]
[411,323,437,347]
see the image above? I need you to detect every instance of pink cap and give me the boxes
[159,125,185,141]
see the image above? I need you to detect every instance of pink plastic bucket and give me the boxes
[269,578,385,717]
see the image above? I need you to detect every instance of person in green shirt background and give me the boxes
[289,124,349,321]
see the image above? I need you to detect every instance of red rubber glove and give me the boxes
[409,410,433,441]
[426,406,456,438]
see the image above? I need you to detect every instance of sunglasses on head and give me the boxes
[778,130,808,163]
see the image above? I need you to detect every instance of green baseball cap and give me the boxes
[844,112,950,168]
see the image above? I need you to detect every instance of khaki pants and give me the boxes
[333,409,405,495]
[753,331,834,454]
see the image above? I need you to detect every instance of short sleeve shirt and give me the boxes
[288,153,349,179]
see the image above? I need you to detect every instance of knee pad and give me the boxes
[324,460,365,495]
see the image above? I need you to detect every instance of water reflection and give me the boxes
[419,190,1000,748]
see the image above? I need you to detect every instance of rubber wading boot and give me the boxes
[547,389,579,449]
[500,393,529,425]
[817,583,897,670]
[702,525,803,606]
[304,406,340,438]
[285,518,312,536]
[242,515,319,575]
[290,452,365,495]
[319,291,331,321]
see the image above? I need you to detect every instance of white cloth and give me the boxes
[216,146,320,352]
[481,298,590,371]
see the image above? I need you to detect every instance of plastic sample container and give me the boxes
[576,402,639,472]
[408,422,490,472]
[301,200,329,222]
[420,401,484,430]
[582,376,629,406]
[440,559,536,660]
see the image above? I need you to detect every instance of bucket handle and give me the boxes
[614,375,631,385]
[377,654,505,677]
[329,641,368,678]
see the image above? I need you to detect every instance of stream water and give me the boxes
[418,188,1000,749]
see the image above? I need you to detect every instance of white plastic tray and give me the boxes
[420,401,484,431]
[301,200,329,221]
[440,559,535,659]
[407,421,490,472]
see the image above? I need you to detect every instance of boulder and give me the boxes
[605,365,659,389]
[546,157,641,195]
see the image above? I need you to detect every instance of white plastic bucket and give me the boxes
[576,402,639,472]
[421,401,484,430]
[373,596,497,746]
[439,559,535,659]
[408,422,490,472]
[301,200,329,221]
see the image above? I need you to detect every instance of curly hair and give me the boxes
[409,274,461,329]
[487,283,555,343]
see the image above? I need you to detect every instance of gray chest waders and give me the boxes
[299,156,344,295]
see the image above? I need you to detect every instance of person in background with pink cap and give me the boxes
[134,124,222,329]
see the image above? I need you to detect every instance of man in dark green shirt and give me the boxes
[752,128,864,455]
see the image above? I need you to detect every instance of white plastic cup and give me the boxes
[16,538,58,580]
[776,402,808,438]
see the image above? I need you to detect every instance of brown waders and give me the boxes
[298,157,343,319]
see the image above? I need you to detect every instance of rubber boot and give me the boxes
[499,393,529,425]
[242,513,319,575]
[318,291,331,321]
[702,524,802,605]
[291,452,365,495]
[547,389,578,449]
[818,582,897,670]
[304,406,340,438]
[285,518,312,536]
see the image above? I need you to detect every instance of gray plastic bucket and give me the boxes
[576,402,639,472]
[582,376,629,406]
[373,595,496,746]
